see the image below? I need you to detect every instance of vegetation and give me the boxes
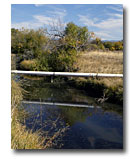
[103,40,123,51]
[11,79,44,149]
[11,54,17,70]
[11,120,44,149]
[11,18,123,150]
[11,78,69,149]
[74,51,123,74]
[90,38,105,51]
[69,77,123,105]
[11,24,123,72]
[20,59,37,71]
[11,28,48,58]
[72,51,123,105]
[90,38,123,51]
[11,23,94,72]
[11,22,123,105]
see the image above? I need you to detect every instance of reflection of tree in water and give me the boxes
[41,105,99,126]
[102,103,123,117]
[20,75,123,118]
[20,76,92,104]
[21,104,96,148]
[22,103,96,132]
[58,106,99,126]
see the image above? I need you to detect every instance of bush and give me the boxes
[47,47,77,72]
[11,28,48,58]
[87,44,98,51]
[103,40,123,51]
[12,23,94,72]
[20,60,37,70]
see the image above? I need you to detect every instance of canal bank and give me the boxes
[67,77,123,105]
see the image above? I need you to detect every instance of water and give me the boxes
[18,75,123,149]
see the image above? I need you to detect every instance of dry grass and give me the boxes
[20,59,37,70]
[11,121,44,149]
[76,76,123,88]
[75,51,123,74]
[11,78,69,149]
[74,51,123,88]
[11,54,17,70]
[11,79,44,149]
[72,51,123,104]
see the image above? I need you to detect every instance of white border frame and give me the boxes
[0,0,129,159]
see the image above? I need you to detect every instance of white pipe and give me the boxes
[11,70,123,78]
[22,100,100,108]
[11,70,54,76]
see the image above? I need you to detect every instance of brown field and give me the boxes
[75,51,123,74]
[74,51,123,88]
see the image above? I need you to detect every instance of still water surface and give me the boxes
[18,76,123,149]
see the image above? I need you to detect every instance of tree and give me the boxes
[103,41,123,51]
[45,22,92,72]
[12,22,93,72]
[103,41,114,51]
[64,22,91,51]
[91,38,105,50]
[114,41,123,50]
[11,28,48,59]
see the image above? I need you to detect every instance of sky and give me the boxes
[11,4,123,41]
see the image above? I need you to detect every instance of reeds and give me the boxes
[11,78,69,149]
[11,79,44,149]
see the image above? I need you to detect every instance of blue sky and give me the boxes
[11,4,123,41]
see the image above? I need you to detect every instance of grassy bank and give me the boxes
[72,51,123,105]
[11,78,68,149]
[68,77,123,105]
[11,79,45,149]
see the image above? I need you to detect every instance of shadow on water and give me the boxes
[15,75,123,149]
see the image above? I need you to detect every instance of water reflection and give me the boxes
[22,103,123,149]
[18,75,123,149]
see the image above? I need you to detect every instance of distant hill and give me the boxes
[102,40,123,42]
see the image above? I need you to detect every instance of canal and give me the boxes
[16,75,123,149]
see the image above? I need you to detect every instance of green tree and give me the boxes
[91,38,105,50]
[11,28,48,59]
[103,40,123,51]
[46,22,92,72]
[12,22,93,72]
[64,22,91,51]
[103,41,114,51]
[114,41,123,50]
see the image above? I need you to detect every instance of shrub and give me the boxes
[12,23,94,72]
[20,59,37,70]
[87,44,98,51]
[11,28,48,58]
[47,47,77,72]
